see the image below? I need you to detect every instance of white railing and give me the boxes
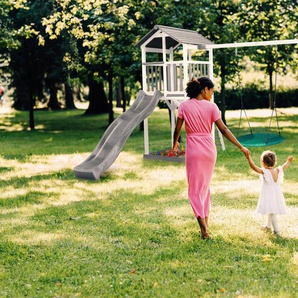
[143,61,210,93]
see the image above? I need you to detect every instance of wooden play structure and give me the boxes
[136,25,225,158]
[137,25,298,157]
[74,25,297,179]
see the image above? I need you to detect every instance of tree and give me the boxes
[41,0,137,116]
[0,0,27,52]
[238,0,298,108]
[0,0,28,88]
[8,0,76,114]
[194,0,242,124]
[41,0,192,117]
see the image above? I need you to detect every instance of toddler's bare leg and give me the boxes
[266,214,273,229]
[271,214,280,235]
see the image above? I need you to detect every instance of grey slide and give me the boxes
[74,90,162,180]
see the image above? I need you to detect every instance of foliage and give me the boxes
[0,0,29,52]
[0,107,297,297]
[193,0,243,124]
[6,0,70,110]
[0,0,297,114]
[238,0,298,108]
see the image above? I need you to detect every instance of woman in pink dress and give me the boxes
[173,78,250,239]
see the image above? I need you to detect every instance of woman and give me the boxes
[173,77,250,239]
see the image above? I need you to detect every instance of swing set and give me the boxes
[204,39,297,147]
[235,46,284,147]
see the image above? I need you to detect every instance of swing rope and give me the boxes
[265,46,282,144]
[236,45,284,147]
[235,48,252,137]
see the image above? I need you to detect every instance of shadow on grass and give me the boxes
[0,191,45,208]
[0,166,14,173]
[2,190,298,297]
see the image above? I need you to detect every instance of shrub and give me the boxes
[215,86,298,110]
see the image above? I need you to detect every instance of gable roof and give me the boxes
[136,25,213,49]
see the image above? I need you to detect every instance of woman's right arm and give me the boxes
[173,117,184,149]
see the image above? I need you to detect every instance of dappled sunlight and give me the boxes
[33,124,46,130]
[7,229,108,248]
[8,230,66,245]
[212,179,298,203]
[45,183,86,206]
[282,127,298,134]
[0,154,76,179]
[114,151,141,164]
[211,179,260,197]
[163,205,193,227]
[0,111,25,131]
[97,154,187,196]
[291,253,298,275]
[85,211,103,219]
[281,206,298,239]
[211,206,276,245]
[0,104,297,259]
[0,217,30,228]
[156,189,188,203]
[0,204,46,219]
[214,166,250,180]
[0,121,25,132]
[1,102,298,298]
[283,181,298,194]
[0,150,188,209]
[212,204,298,241]
[0,186,28,200]
[147,166,186,182]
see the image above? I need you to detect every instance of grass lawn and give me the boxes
[0,103,297,298]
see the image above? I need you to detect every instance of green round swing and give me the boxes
[237,133,284,147]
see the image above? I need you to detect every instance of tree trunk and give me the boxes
[121,76,126,112]
[29,83,35,130]
[65,82,76,109]
[108,72,114,124]
[47,80,61,110]
[116,77,122,108]
[85,78,109,115]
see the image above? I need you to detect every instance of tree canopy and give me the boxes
[0,0,297,123]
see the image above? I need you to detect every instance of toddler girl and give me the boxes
[246,150,293,236]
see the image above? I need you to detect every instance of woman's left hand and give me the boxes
[240,146,250,158]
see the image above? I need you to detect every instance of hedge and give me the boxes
[214,88,298,110]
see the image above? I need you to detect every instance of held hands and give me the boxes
[240,146,251,158]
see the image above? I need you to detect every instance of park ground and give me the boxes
[0,99,297,297]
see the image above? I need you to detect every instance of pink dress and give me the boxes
[178,99,221,218]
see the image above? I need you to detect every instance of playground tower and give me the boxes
[136,25,215,155]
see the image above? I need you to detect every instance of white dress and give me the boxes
[256,166,287,215]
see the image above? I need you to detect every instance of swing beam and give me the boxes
[204,39,298,147]
[202,39,298,50]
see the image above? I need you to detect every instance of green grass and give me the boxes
[0,105,297,297]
